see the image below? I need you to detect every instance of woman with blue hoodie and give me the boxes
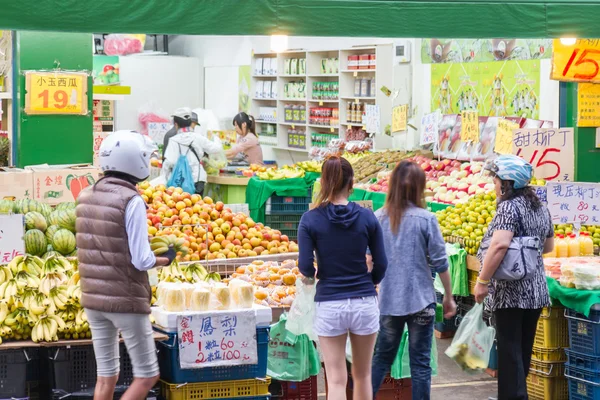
[298,156,388,400]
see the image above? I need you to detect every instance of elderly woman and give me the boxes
[474,155,554,400]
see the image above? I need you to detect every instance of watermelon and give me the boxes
[53,229,76,255]
[56,209,76,232]
[46,225,61,244]
[0,200,14,214]
[20,199,44,214]
[44,250,61,259]
[24,229,47,256]
[56,202,76,211]
[25,211,48,232]
[47,210,61,226]
[14,199,27,214]
[39,203,52,217]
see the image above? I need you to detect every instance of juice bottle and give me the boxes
[567,234,580,258]
[555,234,568,258]
[543,239,557,258]
[580,232,594,256]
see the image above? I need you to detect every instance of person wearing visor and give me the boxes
[76,131,176,400]
[474,155,554,400]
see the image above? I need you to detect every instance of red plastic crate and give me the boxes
[269,376,318,400]
[325,369,412,400]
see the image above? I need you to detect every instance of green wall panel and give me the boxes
[16,31,93,167]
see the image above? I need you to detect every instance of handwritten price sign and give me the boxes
[512,128,574,181]
[547,182,600,225]
[494,119,519,155]
[24,71,88,115]
[551,39,600,83]
[460,110,479,143]
[177,310,257,369]
[0,215,25,263]
[420,111,441,145]
[392,104,408,133]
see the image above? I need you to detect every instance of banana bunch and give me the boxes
[31,314,65,342]
[67,271,80,286]
[27,292,53,316]
[182,263,208,282]
[296,160,322,173]
[256,167,305,181]
[8,255,43,276]
[151,235,189,257]
[48,285,70,312]
[3,304,33,341]
[39,256,70,296]
[159,261,186,282]
[66,284,82,306]
[0,265,13,285]
[14,269,41,290]
[204,272,222,283]
[42,255,73,275]
[0,278,19,303]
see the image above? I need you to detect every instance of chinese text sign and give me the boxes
[392,105,408,133]
[494,119,519,155]
[512,128,574,181]
[24,71,88,115]
[547,182,600,225]
[577,83,600,127]
[551,39,600,83]
[420,111,441,145]
[460,110,479,143]
[0,215,25,263]
[177,310,257,369]
[148,122,173,144]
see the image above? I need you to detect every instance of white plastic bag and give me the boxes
[285,279,317,341]
[445,303,495,374]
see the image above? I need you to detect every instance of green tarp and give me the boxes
[547,277,600,317]
[3,1,600,38]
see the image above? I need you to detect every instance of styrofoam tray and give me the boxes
[151,304,273,332]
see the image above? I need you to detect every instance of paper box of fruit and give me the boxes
[25,164,102,205]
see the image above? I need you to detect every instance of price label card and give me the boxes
[460,110,479,142]
[547,182,600,225]
[495,119,519,155]
[177,310,257,369]
[420,111,441,145]
[577,83,600,126]
[551,39,600,83]
[24,71,88,115]
[0,215,25,263]
[513,128,574,181]
[392,104,408,133]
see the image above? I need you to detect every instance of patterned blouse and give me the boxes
[477,196,553,311]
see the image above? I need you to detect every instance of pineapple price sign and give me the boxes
[24,71,89,115]
[460,110,479,143]
[551,39,600,83]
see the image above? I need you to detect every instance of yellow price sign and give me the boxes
[551,38,600,83]
[24,71,88,115]
[392,104,407,132]
[494,119,518,155]
[460,110,479,143]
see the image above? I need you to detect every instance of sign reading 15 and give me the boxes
[516,147,561,180]
[552,39,600,83]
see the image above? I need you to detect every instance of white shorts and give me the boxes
[85,309,160,378]
[314,296,380,337]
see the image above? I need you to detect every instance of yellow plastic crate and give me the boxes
[531,346,566,362]
[468,269,479,295]
[526,370,568,400]
[529,359,565,378]
[534,306,569,349]
[160,378,271,400]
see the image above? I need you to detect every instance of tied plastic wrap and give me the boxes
[147,269,159,287]
[104,34,145,56]
[210,284,231,310]
[285,279,317,342]
[229,279,255,309]
[445,303,495,374]
[190,288,210,311]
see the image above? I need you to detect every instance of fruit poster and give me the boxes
[431,60,541,120]
[421,39,551,64]
[92,55,120,85]
[238,65,251,114]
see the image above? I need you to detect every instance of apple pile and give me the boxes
[426,162,492,205]
[138,182,299,261]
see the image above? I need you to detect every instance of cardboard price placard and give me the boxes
[24,71,88,115]
[552,39,600,83]
[547,182,600,225]
[177,310,257,369]
[0,214,25,263]
[577,83,600,127]
[512,128,574,181]
[392,105,408,133]
[494,119,519,155]
[460,110,479,143]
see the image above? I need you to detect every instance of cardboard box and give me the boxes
[93,131,110,167]
[0,167,34,200]
[25,164,102,205]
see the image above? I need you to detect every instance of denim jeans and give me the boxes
[372,304,435,400]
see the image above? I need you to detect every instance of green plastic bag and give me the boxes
[267,314,321,382]
[390,328,438,379]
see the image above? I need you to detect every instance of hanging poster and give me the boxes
[392,105,407,133]
[238,65,251,113]
[431,60,541,119]
[421,39,552,64]
[547,182,600,225]
[577,83,600,127]
[512,128,574,182]
[420,111,441,145]
[92,55,119,85]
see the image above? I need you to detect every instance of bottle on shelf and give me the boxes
[567,233,580,258]
[555,234,568,258]
[580,232,594,256]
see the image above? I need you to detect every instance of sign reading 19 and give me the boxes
[38,89,70,109]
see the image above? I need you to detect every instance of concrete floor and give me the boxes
[316,338,497,399]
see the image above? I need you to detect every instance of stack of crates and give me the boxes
[0,347,38,400]
[565,308,600,400]
[526,306,569,400]
[264,188,312,241]
[156,325,271,400]
[268,376,318,400]
[325,366,412,400]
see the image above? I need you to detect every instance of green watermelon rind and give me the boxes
[24,229,47,256]
[25,211,48,232]
[52,229,76,255]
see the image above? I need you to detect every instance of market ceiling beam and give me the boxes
[2,0,600,38]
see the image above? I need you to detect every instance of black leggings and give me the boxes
[494,308,542,400]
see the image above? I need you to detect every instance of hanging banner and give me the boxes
[577,83,600,127]
[24,71,88,115]
[512,128,574,181]
[494,119,519,155]
[421,111,441,145]
[551,39,600,83]
[0,214,25,263]
[460,110,479,142]
[177,310,257,369]
[421,39,552,64]
[392,105,407,133]
[547,182,600,225]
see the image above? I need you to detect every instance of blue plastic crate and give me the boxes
[567,370,600,400]
[155,326,269,384]
[567,349,600,372]
[566,308,600,356]
[266,189,312,215]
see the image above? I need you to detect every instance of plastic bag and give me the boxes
[267,314,321,382]
[167,154,196,194]
[285,279,317,342]
[104,34,145,56]
[204,137,227,175]
[445,303,495,374]
[391,329,438,379]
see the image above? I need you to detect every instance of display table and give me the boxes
[205,174,250,204]
[246,172,320,223]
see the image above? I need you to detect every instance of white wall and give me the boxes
[116,55,201,131]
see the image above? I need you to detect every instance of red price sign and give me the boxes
[512,128,574,182]
[551,39,600,83]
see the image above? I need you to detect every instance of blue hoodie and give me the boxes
[297,202,388,302]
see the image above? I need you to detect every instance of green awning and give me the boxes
[2,1,600,38]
